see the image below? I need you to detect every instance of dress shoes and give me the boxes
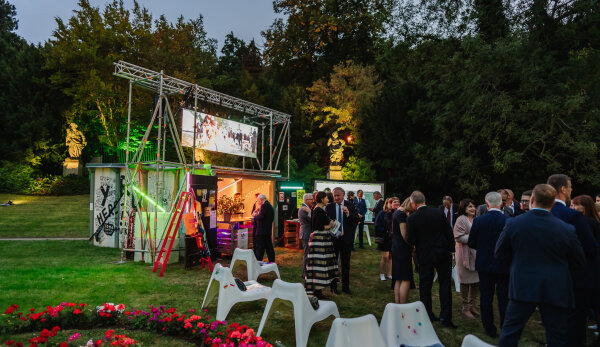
[439,319,457,329]
[485,329,498,338]
[428,314,439,322]
[342,288,353,295]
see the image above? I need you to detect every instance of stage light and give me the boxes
[131,185,166,212]
[346,135,353,143]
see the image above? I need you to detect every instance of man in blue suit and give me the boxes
[547,174,599,346]
[354,189,368,249]
[495,184,585,347]
[468,191,509,338]
[326,187,359,294]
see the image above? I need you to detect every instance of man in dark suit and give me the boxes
[326,187,359,294]
[495,184,585,346]
[354,189,368,248]
[505,189,523,216]
[252,194,275,262]
[369,191,384,219]
[438,195,459,228]
[406,190,456,328]
[298,193,313,279]
[476,189,513,217]
[468,191,509,338]
[547,174,599,346]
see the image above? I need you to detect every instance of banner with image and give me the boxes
[181,109,258,158]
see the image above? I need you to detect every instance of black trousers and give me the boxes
[357,217,365,247]
[499,300,568,347]
[418,253,453,321]
[567,288,594,346]
[334,239,352,290]
[254,234,275,262]
[478,272,509,336]
[300,238,310,279]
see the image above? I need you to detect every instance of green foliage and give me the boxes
[0,161,35,194]
[341,156,376,182]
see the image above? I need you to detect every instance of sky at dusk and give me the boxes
[13,0,283,52]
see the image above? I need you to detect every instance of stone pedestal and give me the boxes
[328,165,343,180]
[63,158,83,176]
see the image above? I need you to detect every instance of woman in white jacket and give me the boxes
[453,198,479,319]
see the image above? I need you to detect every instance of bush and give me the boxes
[0,161,89,195]
[0,161,35,193]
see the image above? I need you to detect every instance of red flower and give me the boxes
[52,326,60,332]
[4,305,16,314]
[5,340,14,345]
[79,303,87,308]
[60,343,68,347]
[29,308,35,313]
[116,304,125,310]
[73,309,81,314]
[95,339,103,346]
[166,308,176,314]
[67,303,76,307]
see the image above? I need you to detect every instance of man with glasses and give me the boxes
[519,190,532,213]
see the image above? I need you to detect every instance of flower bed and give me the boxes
[1,303,272,347]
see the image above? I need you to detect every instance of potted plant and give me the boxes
[217,196,244,222]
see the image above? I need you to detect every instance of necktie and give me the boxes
[446,209,451,223]
[337,204,343,232]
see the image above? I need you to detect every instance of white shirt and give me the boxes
[555,199,566,206]
[488,208,502,212]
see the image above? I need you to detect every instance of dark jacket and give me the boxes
[254,200,274,236]
[468,210,509,274]
[551,202,599,289]
[495,209,585,308]
[407,206,455,264]
[438,203,459,228]
[353,197,368,216]
[326,200,359,245]
[371,199,385,219]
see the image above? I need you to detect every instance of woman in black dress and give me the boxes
[375,197,400,281]
[391,199,412,303]
[305,191,339,298]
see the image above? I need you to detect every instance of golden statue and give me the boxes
[66,123,87,159]
[327,131,344,168]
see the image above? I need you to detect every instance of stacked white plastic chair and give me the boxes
[230,248,281,281]
[257,279,340,347]
[201,263,271,321]
[461,334,496,347]
[325,314,385,347]
[380,301,442,347]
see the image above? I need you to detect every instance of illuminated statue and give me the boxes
[328,131,344,167]
[66,123,87,159]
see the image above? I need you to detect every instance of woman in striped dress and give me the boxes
[305,191,339,298]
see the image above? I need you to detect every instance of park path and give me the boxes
[0,237,87,241]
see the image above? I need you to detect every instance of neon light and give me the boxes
[218,178,242,193]
[280,186,303,190]
[131,185,166,212]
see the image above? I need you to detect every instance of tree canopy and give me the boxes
[2,0,600,200]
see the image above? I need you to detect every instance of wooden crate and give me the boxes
[283,220,300,249]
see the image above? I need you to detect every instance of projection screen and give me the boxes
[181,108,258,158]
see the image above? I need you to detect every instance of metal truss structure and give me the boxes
[113,60,292,264]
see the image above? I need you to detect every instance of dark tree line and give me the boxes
[1,0,600,201]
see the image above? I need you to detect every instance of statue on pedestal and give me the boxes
[327,131,344,179]
[66,123,87,159]
[64,123,87,176]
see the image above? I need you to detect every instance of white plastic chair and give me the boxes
[433,266,461,293]
[354,224,372,246]
[326,314,386,347]
[380,301,442,347]
[230,248,281,281]
[257,279,340,347]
[461,334,496,347]
[201,263,271,321]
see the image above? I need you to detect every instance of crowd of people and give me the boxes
[293,174,600,346]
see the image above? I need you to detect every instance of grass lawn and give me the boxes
[0,194,89,238]
[0,239,563,347]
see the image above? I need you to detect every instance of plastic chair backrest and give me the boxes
[271,279,311,310]
[380,301,440,347]
[461,334,496,347]
[326,314,385,347]
[232,248,259,278]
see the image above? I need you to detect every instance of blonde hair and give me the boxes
[401,197,412,212]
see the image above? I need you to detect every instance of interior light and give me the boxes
[218,178,243,193]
